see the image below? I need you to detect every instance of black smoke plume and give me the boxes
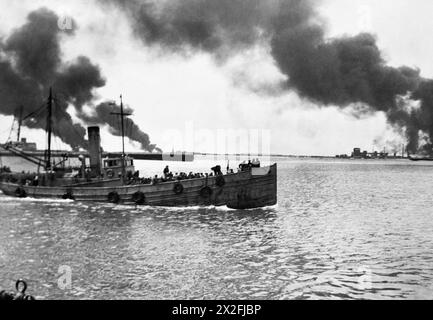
[103,0,433,153]
[80,101,162,153]
[0,8,159,152]
[0,8,102,149]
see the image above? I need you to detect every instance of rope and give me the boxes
[22,102,46,121]
[5,117,15,143]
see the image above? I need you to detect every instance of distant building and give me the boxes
[352,148,361,158]
[9,138,37,151]
[336,154,349,159]
[349,147,388,159]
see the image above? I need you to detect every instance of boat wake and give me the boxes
[95,203,238,212]
[0,193,74,204]
[0,191,277,211]
[88,203,278,213]
[164,205,237,212]
[242,204,279,211]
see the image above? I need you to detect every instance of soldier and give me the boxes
[211,165,222,176]
[163,165,170,178]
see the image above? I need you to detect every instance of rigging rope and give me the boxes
[22,102,47,121]
[5,117,16,143]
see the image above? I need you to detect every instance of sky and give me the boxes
[0,0,432,156]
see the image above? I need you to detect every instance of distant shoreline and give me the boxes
[194,153,409,160]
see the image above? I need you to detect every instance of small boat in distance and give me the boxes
[0,89,277,209]
[408,154,433,162]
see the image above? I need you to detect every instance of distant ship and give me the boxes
[0,105,47,160]
[0,89,277,209]
[408,154,433,162]
[0,106,193,164]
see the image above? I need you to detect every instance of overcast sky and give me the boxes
[0,0,432,155]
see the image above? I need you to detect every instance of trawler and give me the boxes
[0,89,277,209]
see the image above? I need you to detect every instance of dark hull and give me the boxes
[0,164,277,210]
[409,156,433,162]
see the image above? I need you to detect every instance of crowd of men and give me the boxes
[0,166,11,173]
[132,159,261,185]
[144,165,226,185]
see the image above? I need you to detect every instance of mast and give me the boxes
[46,88,53,171]
[120,95,126,182]
[110,94,131,183]
[120,95,126,159]
[17,105,23,142]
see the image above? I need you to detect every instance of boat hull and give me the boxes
[409,155,433,161]
[0,164,277,210]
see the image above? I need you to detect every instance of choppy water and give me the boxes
[1,157,433,300]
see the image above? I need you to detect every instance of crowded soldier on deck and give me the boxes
[125,159,260,185]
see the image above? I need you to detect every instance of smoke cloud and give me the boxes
[0,7,159,152]
[80,101,162,153]
[102,0,433,153]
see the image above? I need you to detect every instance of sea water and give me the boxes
[1,156,433,299]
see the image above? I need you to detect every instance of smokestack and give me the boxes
[88,126,102,177]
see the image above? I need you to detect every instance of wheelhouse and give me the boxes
[102,156,135,179]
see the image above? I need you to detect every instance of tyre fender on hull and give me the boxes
[62,189,75,200]
[132,191,146,205]
[173,182,184,195]
[108,191,120,204]
[15,187,27,198]
[199,186,213,198]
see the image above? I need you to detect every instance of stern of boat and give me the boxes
[227,163,277,209]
